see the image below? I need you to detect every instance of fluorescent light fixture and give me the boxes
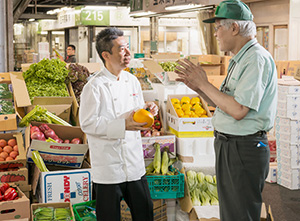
[130,11,156,17]
[165,4,199,11]
[29,18,35,22]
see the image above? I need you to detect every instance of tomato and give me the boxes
[133,109,154,128]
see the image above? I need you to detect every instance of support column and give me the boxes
[0,0,7,71]
[150,16,159,55]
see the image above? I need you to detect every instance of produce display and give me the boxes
[31,150,49,172]
[0,83,13,100]
[0,138,19,161]
[0,83,15,115]
[124,67,153,90]
[33,207,72,221]
[19,105,71,127]
[22,58,69,102]
[145,143,178,175]
[30,123,82,144]
[171,96,208,118]
[141,114,162,137]
[159,61,179,72]
[186,170,218,206]
[0,183,19,201]
[66,63,91,105]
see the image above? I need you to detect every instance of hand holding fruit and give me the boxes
[143,101,158,116]
[126,111,149,131]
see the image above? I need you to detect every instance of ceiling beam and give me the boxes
[19,13,57,20]
[13,0,32,23]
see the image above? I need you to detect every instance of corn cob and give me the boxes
[153,143,161,174]
[161,150,169,175]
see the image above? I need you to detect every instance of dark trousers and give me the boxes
[214,131,270,221]
[93,175,153,221]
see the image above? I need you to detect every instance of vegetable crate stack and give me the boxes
[166,94,215,167]
[0,133,30,195]
[275,78,300,190]
[25,122,92,204]
[179,169,219,220]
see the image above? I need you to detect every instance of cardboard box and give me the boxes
[31,161,92,204]
[0,73,18,131]
[31,202,75,221]
[0,167,28,185]
[142,60,178,85]
[121,199,167,221]
[201,64,221,76]
[275,60,300,79]
[0,185,30,220]
[142,133,176,159]
[0,133,27,169]
[207,75,226,89]
[166,94,213,138]
[220,56,232,75]
[9,72,73,122]
[25,122,89,168]
[188,55,221,64]
[151,53,180,62]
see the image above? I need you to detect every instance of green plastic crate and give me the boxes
[146,169,184,199]
[72,200,96,221]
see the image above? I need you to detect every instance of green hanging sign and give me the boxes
[80,9,110,26]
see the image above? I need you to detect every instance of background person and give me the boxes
[175,1,277,220]
[79,27,157,221]
[57,44,76,63]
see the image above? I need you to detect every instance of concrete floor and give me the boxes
[262,182,300,221]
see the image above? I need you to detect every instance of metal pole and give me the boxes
[0,0,7,72]
[150,16,158,55]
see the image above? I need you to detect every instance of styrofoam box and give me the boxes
[176,137,214,157]
[266,163,277,183]
[277,143,300,159]
[277,167,300,182]
[275,117,300,135]
[278,161,298,173]
[277,155,300,169]
[275,132,300,144]
[277,97,300,120]
[277,176,300,190]
[278,84,300,95]
[278,93,300,104]
[38,42,49,52]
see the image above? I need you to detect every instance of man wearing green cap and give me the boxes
[175,0,277,220]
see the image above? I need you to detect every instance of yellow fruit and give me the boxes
[182,115,190,118]
[173,103,181,109]
[184,110,192,116]
[181,103,192,112]
[195,108,205,116]
[192,103,201,111]
[191,97,200,105]
[180,96,190,105]
[201,114,208,118]
[176,109,184,118]
[133,109,154,127]
[171,98,180,105]
[191,112,199,118]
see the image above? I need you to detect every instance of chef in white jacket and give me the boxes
[79,27,157,221]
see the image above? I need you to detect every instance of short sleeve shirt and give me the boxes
[212,38,278,135]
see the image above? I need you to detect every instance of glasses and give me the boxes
[214,25,223,32]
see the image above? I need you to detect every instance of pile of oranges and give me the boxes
[171,96,208,118]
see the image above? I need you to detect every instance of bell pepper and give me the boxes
[4,187,18,201]
[0,192,3,201]
[0,183,10,194]
[152,119,161,130]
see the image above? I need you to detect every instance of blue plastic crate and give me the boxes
[146,169,184,199]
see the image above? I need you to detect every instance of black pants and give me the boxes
[93,175,153,221]
[214,131,270,221]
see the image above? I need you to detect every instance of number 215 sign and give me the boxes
[80,9,110,26]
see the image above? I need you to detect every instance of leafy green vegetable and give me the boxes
[0,100,15,115]
[0,83,13,100]
[159,61,179,72]
[23,58,69,102]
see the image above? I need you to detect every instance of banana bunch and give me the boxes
[33,207,72,221]
[146,142,178,175]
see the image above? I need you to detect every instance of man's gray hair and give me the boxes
[220,19,257,38]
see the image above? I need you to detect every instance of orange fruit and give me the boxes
[133,109,154,127]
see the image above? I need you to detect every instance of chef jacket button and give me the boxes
[123,141,126,144]
[114,98,117,101]
[117,112,120,115]
[110,83,112,86]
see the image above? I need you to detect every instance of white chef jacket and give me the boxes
[79,67,146,184]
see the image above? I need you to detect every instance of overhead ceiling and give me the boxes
[13,0,130,22]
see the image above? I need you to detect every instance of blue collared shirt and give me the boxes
[212,38,278,135]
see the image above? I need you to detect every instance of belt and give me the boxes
[214,130,266,139]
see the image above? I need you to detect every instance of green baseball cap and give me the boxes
[203,0,253,23]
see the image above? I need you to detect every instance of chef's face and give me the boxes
[110,36,131,70]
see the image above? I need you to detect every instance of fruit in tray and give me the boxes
[0,138,19,161]
[171,97,208,118]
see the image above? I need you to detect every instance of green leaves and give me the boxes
[23,58,70,101]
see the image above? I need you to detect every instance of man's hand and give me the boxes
[144,101,158,116]
[125,111,150,131]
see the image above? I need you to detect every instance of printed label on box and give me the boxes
[42,170,92,204]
